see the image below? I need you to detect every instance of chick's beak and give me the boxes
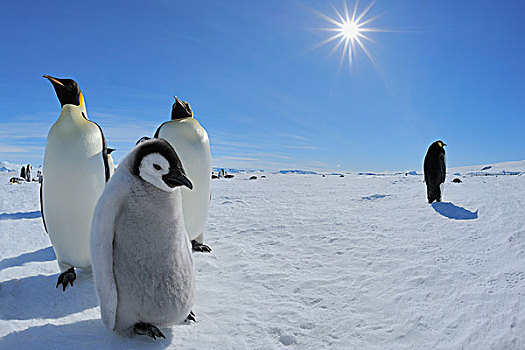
[163,173,193,190]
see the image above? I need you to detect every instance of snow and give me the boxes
[1,160,524,349]
[450,159,525,176]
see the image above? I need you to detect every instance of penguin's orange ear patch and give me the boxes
[438,141,443,147]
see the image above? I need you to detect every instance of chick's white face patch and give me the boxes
[138,153,174,192]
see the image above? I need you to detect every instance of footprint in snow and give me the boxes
[361,194,391,201]
[279,334,297,346]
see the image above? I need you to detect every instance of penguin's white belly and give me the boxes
[158,121,211,241]
[43,122,105,269]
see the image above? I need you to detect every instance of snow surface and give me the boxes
[0,160,524,349]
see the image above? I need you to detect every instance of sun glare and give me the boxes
[313,1,389,69]
[341,20,359,40]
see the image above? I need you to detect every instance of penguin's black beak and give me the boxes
[163,173,193,190]
[43,75,65,87]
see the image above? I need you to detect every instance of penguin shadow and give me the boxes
[0,246,56,270]
[0,210,41,221]
[0,270,97,320]
[0,319,175,350]
[431,202,478,220]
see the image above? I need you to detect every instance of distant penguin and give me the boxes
[25,164,32,182]
[107,148,116,177]
[41,75,110,291]
[9,177,22,184]
[20,165,26,180]
[91,138,195,339]
[154,97,212,252]
[424,140,446,203]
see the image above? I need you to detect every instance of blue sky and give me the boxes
[1,0,524,171]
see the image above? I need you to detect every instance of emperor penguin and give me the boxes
[20,165,26,180]
[107,148,116,177]
[25,164,32,182]
[154,97,212,252]
[41,75,111,291]
[91,138,195,339]
[424,140,447,203]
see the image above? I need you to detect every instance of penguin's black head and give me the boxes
[107,148,116,155]
[131,138,193,192]
[428,140,447,156]
[43,75,84,108]
[435,140,446,148]
[171,96,193,120]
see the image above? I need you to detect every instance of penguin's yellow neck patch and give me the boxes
[79,92,84,107]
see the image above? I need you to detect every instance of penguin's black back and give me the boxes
[424,141,446,203]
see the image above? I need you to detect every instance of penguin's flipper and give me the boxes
[56,267,76,291]
[133,322,165,340]
[191,240,212,253]
[39,176,48,234]
[87,118,111,182]
[185,311,196,323]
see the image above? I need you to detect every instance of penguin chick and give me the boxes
[424,140,446,203]
[91,138,196,339]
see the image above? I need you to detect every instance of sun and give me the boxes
[313,1,389,69]
[341,20,359,40]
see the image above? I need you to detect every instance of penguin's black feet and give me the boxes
[56,267,76,291]
[191,240,212,253]
[185,310,196,323]
[133,322,165,340]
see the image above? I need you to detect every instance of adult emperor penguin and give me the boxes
[19,165,26,180]
[424,140,447,203]
[41,75,110,291]
[91,138,195,339]
[154,97,212,252]
[25,164,32,182]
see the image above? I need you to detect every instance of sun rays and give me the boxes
[313,1,390,69]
